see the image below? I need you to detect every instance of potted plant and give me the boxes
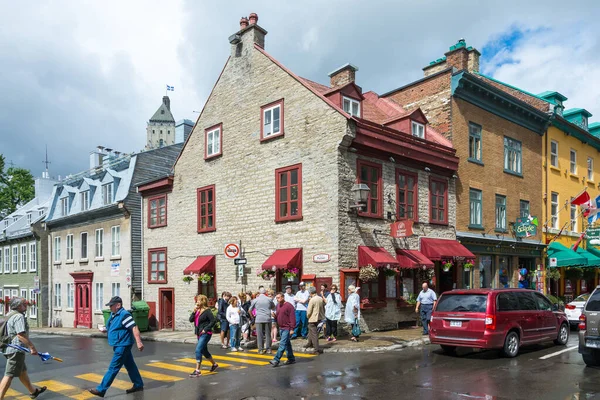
[182,275,194,284]
[383,268,397,277]
[256,269,276,280]
[442,261,453,272]
[463,262,474,271]
[546,268,561,280]
[282,267,299,282]
[198,273,213,283]
[359,264,379,282]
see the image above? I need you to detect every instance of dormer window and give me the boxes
[102,184,113,205]
[411,121,425,139]
[343,96,360,117]
[554,100,564,116]
[582,117,588,131]
[81,191,90,211]
[27,212,32,225]
[61,198,69,216]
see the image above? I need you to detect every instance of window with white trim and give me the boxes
[111,226,120,257]
[504,137,522,174]
[102,184,113,205]
[342,96,360,117]
[551,192,559,229]
[29,242,36,272]
[81,232,88,259]
[588,157,594,181]
[81,191,89,211]
[95,229,103,258]
[29,289,37,318]
[571,200,578,232]
[67,283,74,309]
[54,236,61,262]
[12,246,18,272]
[66,234,74,260]
[111,282,120,297]
[61,198,69,216]
[20,288,27,301]
[4,248,9,273]
[206,126,221,157]
[95,283,104,311]
[54,283,62,308]
[20,244,27,272]
[550,140,558,167]
[263,104,281,137]
[411,121,425,139]
[570,149,577,174]
[27,212,32,225]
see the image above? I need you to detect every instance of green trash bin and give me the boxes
[131,301,150,332]
[102,309,112,327]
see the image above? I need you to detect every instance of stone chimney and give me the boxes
[229,12,267,58]
[423,39,480,77]
[89,146,106,169]
[162,96,171,111]
[328,63,359,88]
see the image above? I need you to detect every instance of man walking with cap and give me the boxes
[89,296,144,397]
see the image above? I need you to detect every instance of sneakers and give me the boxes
[269,360,280,367]
[231,348,238,352]
[326,337,333,342]
[189,370,201,378]
[237,347,244,351]
[210,363,219,372]
[284,359,296,365]
[125,386,144,394]
[331,337,337,342]
[266,349,273,354]
[220,345,228,349]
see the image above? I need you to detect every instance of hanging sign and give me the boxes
[549,258,557,267]
[390,220,413,238]
[515,216,538,238]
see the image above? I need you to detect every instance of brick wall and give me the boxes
[475,76,551,113]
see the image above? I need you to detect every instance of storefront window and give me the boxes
[479,256,493,288]
[463,268,471,289]
[385,275,397,298]
[499,257,511,288]
[277,270,300,292]
[400,270,415,298]
[198,280,215,301]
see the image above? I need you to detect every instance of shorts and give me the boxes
[220,319,230,333]
[4,352,27,377]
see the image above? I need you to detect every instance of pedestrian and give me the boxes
[240,292,252,344]
[306,286,325,354]
[88,296,144,397]
[269,292,296,367]
[320,284,330,300]
[284,285,296,307]
[0,297,47,400]
[249,288,275,354]
[226,297,244,352]
[188,294,219,377]
[324,284,342,342]
[292,282,309,339]
[415,282,437,335]
[344,285,361,342]
[217,292,231,349]
[268,289,279,344]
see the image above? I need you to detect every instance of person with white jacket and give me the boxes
[324,284,342,341]
[226,297,243,352]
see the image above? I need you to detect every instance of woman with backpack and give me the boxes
[188,295,218,377]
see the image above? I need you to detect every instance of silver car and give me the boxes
[578,286,600,366]
[566,293,591,328]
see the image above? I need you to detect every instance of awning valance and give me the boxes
[183,255,216,275]
[261,248,302,270]
[396,249,434,269]
[572,247,600,268]
[420,238,475,261]
[586,246,600,263]
[358,246,400,268]
[546,242,586,268]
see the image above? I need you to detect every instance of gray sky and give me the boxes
[2,1,599,178]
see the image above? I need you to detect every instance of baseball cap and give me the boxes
[285,285,292,289]
[105,296,123,306]
[299,282,306,287]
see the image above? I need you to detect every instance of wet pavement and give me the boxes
[2,332,600,399]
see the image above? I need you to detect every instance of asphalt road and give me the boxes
[1,332,599,399]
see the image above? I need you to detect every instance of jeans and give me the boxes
[256,322,272,351]
[325,319,338,337]
[96,345,143,394]
[229,324,240,349]
[273,329,295,363]
[294,310,308,338]
[195,333,213,361]
[420,304,433,334]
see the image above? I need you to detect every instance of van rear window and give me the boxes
[436,294,487,313]
[586,290,600,312]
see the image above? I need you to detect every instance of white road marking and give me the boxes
[539,345,578,360]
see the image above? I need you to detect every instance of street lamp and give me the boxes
[349,183,370,213]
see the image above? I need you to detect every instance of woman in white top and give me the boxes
[324,284,342,341]
[226,297,244,352]
[344,285,361,342]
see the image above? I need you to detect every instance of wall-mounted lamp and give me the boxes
[389,156,396,163]
[452,174,458,179]
[348,147,358,153]
[348,183,370,213]
[424,167,431,172]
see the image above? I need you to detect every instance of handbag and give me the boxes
[351,318,361,337]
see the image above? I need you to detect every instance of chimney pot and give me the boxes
[240,17,249,29]
[249,13,258,25]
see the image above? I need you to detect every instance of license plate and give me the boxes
[587,339,600,349]
[450,320,462,327]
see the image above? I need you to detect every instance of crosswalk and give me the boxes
[3,349,317,398]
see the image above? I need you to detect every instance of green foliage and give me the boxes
[546,295,564,307]
[0,154,35,217]
[564,267,584,280]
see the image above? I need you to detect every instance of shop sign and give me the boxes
[514,216,538,238]
[313,254,331,263]
[587,228,600,238]
[390,220,413,238]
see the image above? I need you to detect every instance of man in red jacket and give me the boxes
[269,292,296,367]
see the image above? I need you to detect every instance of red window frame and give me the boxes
[396,169,418,222]
[357,159,383,218]
[148,194,167,228]
[148,247,167,284]
[197,185,216,233]
[204,123,223,160]
[429,177,448,224]
[260,99,284,141]
[275,164,302,222]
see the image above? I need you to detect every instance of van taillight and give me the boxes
[579,314,586,330]
[485,314,496,330]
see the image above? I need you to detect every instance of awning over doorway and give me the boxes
[183,255,216,275]
[358,246,400,268]
[572,247,600,267]
[396,249,434,269]
[419,238,475,261]
[586,246,600,261]
[546,242,586,267]
[261,248,302,270]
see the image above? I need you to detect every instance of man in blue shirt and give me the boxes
[89,296,144,398]
[415,282,437,335]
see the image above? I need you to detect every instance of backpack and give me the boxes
[0,311,19,351]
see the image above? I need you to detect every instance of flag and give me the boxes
[166,85,174,91]
[573,231,586,251]
[589,212,600,225]
[583,195,600,218]
[572,191,591,207]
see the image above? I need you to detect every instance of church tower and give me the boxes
[146,96,176,150]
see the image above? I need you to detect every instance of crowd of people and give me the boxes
[189,282,362,374]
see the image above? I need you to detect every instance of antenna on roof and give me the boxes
[42,145,51,179]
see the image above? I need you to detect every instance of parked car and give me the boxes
[565,293,590,329]
[429,288,569,357]
[578,286,600,366]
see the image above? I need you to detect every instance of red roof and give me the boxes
[262,248,302,270]
[396,249,434,269]
[419,238,475,261]
[183,255,216,275]
[358,246,400,268]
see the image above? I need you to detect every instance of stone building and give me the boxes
[138,14,468,332]
[43,144,181,329]
[383,39,550,291]
[146,96,176,150]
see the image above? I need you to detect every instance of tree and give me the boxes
[0,154,35,217]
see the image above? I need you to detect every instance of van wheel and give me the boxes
[583,352,600,367]
[440,345,456,354]
[554,323,569,345]
[503,331,519,358]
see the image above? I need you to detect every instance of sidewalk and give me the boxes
[31,326,430,353]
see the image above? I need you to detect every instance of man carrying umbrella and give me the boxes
[89,296,144,398]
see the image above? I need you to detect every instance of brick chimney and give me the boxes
[423,39,480,77]
[229,12,267,57]
[328,63,359,88]
[162,96,171,111]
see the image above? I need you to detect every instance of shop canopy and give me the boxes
[358,246,400,268]
[261,248,302,270]
[546,242,586,268]
[419,238,475,261]
[586,246,600,262]
[183,255,216,275]
[396,249,434,269]
[572,246,600,267]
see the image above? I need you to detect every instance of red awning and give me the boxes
[183,255,216,275]
[396,250,434,269]
[419,238,475,261]
[262,248,302,270]
[358,246,400,268]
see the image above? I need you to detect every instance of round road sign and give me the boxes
[224,243,240,259]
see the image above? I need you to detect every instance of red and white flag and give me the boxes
[571,190,591,207]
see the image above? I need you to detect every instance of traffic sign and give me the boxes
[238,265,244,278]
[234,258,247,265]
[224,243,240,259]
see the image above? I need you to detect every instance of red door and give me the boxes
[159,288,174,331]
[70,271,94,329]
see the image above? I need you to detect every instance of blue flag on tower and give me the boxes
[166,85,174,91]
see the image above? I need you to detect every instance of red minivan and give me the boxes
[429,288,569,357]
